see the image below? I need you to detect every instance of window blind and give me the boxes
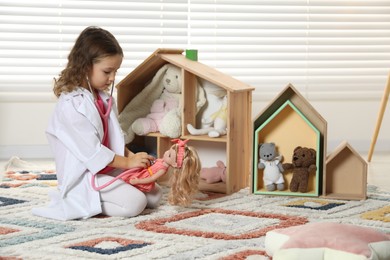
[1,0,389,102]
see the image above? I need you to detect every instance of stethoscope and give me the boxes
[87,77,114,146]
[86,78,156,191]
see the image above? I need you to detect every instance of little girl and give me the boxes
[32,26,160,221]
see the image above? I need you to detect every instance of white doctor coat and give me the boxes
[32,88,125,220]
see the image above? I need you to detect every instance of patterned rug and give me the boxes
[1,157,389,259]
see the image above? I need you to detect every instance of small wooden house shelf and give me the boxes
[252,84,327,197]
[117,49,254,194]
[324,141,367,200]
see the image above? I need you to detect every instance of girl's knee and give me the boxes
[145,184,163,209]
[101,194,147,217]
[99,182,148,217]
[122,190,148,216]
[124,197,148,217]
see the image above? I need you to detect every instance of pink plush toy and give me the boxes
[131,65,183,138]
[200,160,226,183]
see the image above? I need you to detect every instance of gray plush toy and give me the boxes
[258,142,285,191]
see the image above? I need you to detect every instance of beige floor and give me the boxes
[1,152,389,191]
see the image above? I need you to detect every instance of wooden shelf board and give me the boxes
[144,133,227,142]
[158,178,227,194]
[322,192,366,201]
[253,189,318,197]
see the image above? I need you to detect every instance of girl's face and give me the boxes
[163,147,177,167]
[88,54,122,91]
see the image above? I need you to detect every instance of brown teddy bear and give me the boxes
[283,146,317,193]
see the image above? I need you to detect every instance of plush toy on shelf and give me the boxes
[283,146,317,193]
[187,79,227,138]
[200,160,226,184]
[131,63,182,139]
[258,142,285,191]
[118,64,206,143]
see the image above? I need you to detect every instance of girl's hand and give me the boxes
[129,178,139,185]
[127,152,154,169]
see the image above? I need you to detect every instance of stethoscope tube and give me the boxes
[86,77,114,115]
[87,77,114,145]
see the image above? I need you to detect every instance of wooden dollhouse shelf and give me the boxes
[252,84,367,200]
[146,133,227,142]
[198,180,226,193]
[180,135,227,142]
[158,178,227,194]
[252,84,327,197]
[323,141,367,200]
[117,48,254,194]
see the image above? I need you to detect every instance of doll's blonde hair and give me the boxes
[168,143,201,207]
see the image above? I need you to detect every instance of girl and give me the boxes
[32,26,161,220]
[93,139,202,207]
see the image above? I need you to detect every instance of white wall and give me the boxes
[0,94,389,159]
[0,101,56,159]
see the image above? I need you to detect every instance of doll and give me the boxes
[126,139,201,206]
[92,139,201,207]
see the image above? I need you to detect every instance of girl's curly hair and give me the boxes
[53,26,123,97]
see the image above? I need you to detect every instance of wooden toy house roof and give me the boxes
[253,83,327,133]
[116,48,254,113]
[326,141,367,166]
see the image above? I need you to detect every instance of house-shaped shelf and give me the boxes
[116,48,254,194]
[252,84,327,197]
[324,141,367,200]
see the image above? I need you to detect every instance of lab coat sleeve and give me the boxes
[49,95,115,174]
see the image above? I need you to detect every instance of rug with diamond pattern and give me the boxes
[1,158,389,259]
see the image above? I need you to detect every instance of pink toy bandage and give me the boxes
[172,139,189,168]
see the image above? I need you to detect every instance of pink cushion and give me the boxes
[265,222,390,260]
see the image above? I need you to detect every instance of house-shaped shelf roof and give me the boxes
[324,141,367,200]
[254,84,327,137]
[116,48,254,113]
[255,99,321,148]
[253,83,327,164]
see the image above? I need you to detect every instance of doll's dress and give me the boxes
[123,158,168,192]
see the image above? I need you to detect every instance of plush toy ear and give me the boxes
[309,148,316,158]
[216,160,226,169]
[294,146,302,153]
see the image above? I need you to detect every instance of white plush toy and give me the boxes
[187,79,227,138]
[119,64,206,143]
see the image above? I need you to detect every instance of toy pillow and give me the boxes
[265,222,390,260]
